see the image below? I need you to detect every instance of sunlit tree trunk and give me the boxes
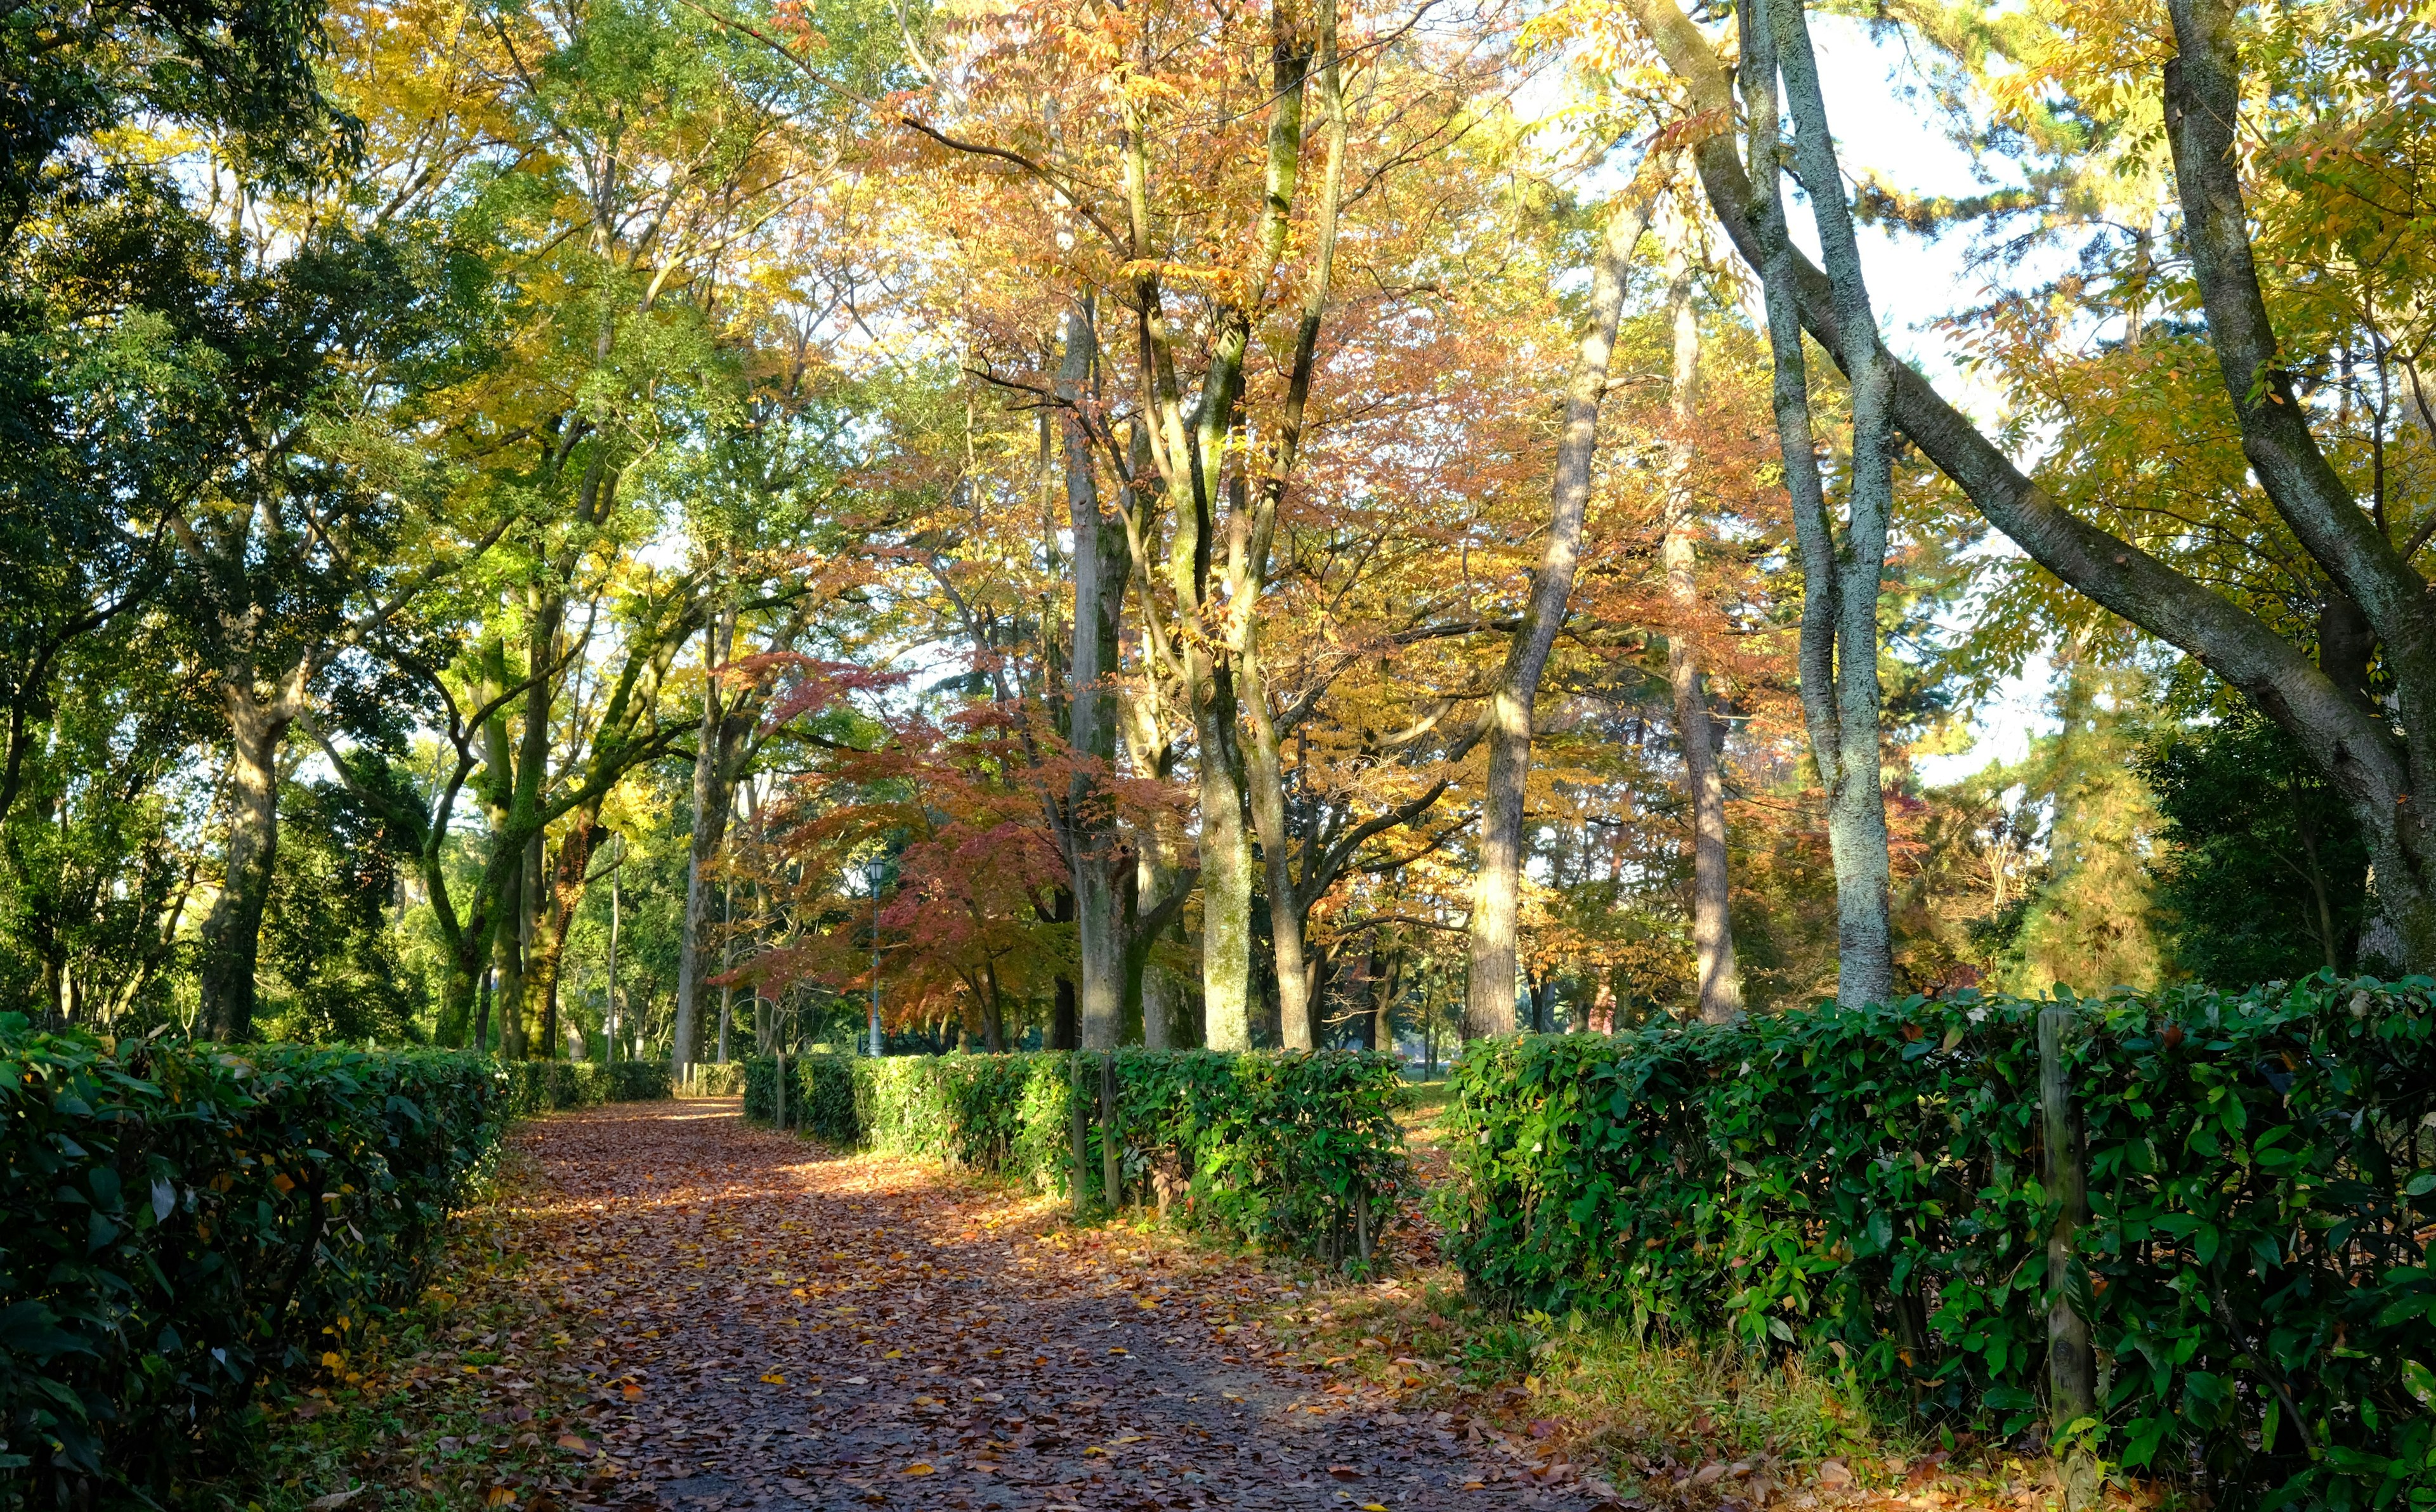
[1465,193,1654,1038]
[1743,0,1895,1005]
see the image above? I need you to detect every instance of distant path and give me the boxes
[516,1100,1608,1511]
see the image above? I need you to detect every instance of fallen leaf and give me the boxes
[902,1462,936,1476]
[305,1491,361,1511]
[1328,1464,1361,1481]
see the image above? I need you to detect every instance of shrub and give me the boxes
[0,1023,508,1498]
[1440,977,2436,1509]
[678,1062,745,1097]
[744,1048,1410,1268]
[498,1058,672,1114]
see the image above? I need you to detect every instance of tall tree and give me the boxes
[1656,210,1743,1022]
[1465,192,1654,1036]
[1623,0,2436,971]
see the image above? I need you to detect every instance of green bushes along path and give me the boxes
[1441,977,2436,1509]
[745,1048,1410,1269]
[0,1028,674,1500]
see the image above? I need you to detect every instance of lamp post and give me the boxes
[867,855,883,1057]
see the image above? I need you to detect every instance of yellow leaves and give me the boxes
[273,1173,297,1195]
[901,1462,936,1476]
[320,1352,344,1370]
[760,1372,786,1385]
[882,1348,903,1359]
[483,1487,517,1507]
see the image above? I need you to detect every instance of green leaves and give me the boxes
[745,1049,1410,1269]
[0,1029,509,1496]
[1440,977,2436,1508]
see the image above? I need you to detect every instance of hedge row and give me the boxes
[745,1049,1409,1268]
[1441,978,2436,1509]
[501,1058,672,1114]
[0,1024,510,1496]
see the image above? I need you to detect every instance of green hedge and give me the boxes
[499,1058,672,1114]
[1441,978,2436,1509]
[745,1049,1410,1268]
[678,1062,745,1097]
[0,1023,509,1496]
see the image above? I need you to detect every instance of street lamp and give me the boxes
[866,854,884,1057]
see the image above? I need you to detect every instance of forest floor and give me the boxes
[207,1098,2163,1512]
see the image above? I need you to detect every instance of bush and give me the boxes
[745,1049,1410,1268]
[1441,977,2436,1509]
[0,1023,508,1497]
[498,1058,672,1114]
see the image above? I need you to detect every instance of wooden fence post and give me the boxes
[776,1050,787,1130]
[1071,1053,1092,1216]
[2039,1004,2100,1510]
[1100,1050,1122,1211]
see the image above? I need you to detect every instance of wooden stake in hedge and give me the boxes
[1071,1053,1092,1216]
[2038,1004,2100,1511]
[1099,1050,1122,1211]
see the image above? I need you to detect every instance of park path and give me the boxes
[513,1100,1616,1512]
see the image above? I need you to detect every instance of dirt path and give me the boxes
[518,1100,1613,1512]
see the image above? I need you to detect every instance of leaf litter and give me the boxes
[452,1099,1618,1511]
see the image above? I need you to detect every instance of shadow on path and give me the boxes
[514,1100,1609,1512]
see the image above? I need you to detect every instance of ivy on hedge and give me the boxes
[1440,977,2436,1510]
[744,1049,1410,1268]
[0,1023,512,1496]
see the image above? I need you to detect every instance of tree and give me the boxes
[1622,0,2436,972]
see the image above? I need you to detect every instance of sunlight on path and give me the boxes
[512,1100,1611,1512]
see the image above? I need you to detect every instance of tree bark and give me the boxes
[1744,0,1896,1006]
[674,605,737,1077]
[1245,650,1313,1047]
[1059,298,1131,1052]
[1465,192,1654,1037]
[1658,238,1743,1023]
[197,693,290,1041]
[1622,0,2436,970]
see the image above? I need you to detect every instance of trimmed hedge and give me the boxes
[745,1049,1410,1268]
[1441,978,2436,1509]
[500,1058,672,1114]
[0,1024,509,1495]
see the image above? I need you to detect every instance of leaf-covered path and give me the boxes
[522,1100,1612,1512]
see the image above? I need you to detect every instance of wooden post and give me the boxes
[776,1049,787,1130]
[1099,1050,1122,1211]
[1071,1053,1092,1216]
[2039,1004,2100,1510]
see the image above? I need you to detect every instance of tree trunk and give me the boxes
[1658,234,1744,1023]
[1744,0,1895,1005]
[1052,973,1080,1051]
[492,847,524,1058]
[673,607,736,1077]
[1370,942,1399,1053]
[1466,192,1654,1038]
[198,693,289,1041]
[1623,0,2436,972]
[1244,650,1313,1048]
[1195,684,1255,1050]
[1059,299,1131,1052]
